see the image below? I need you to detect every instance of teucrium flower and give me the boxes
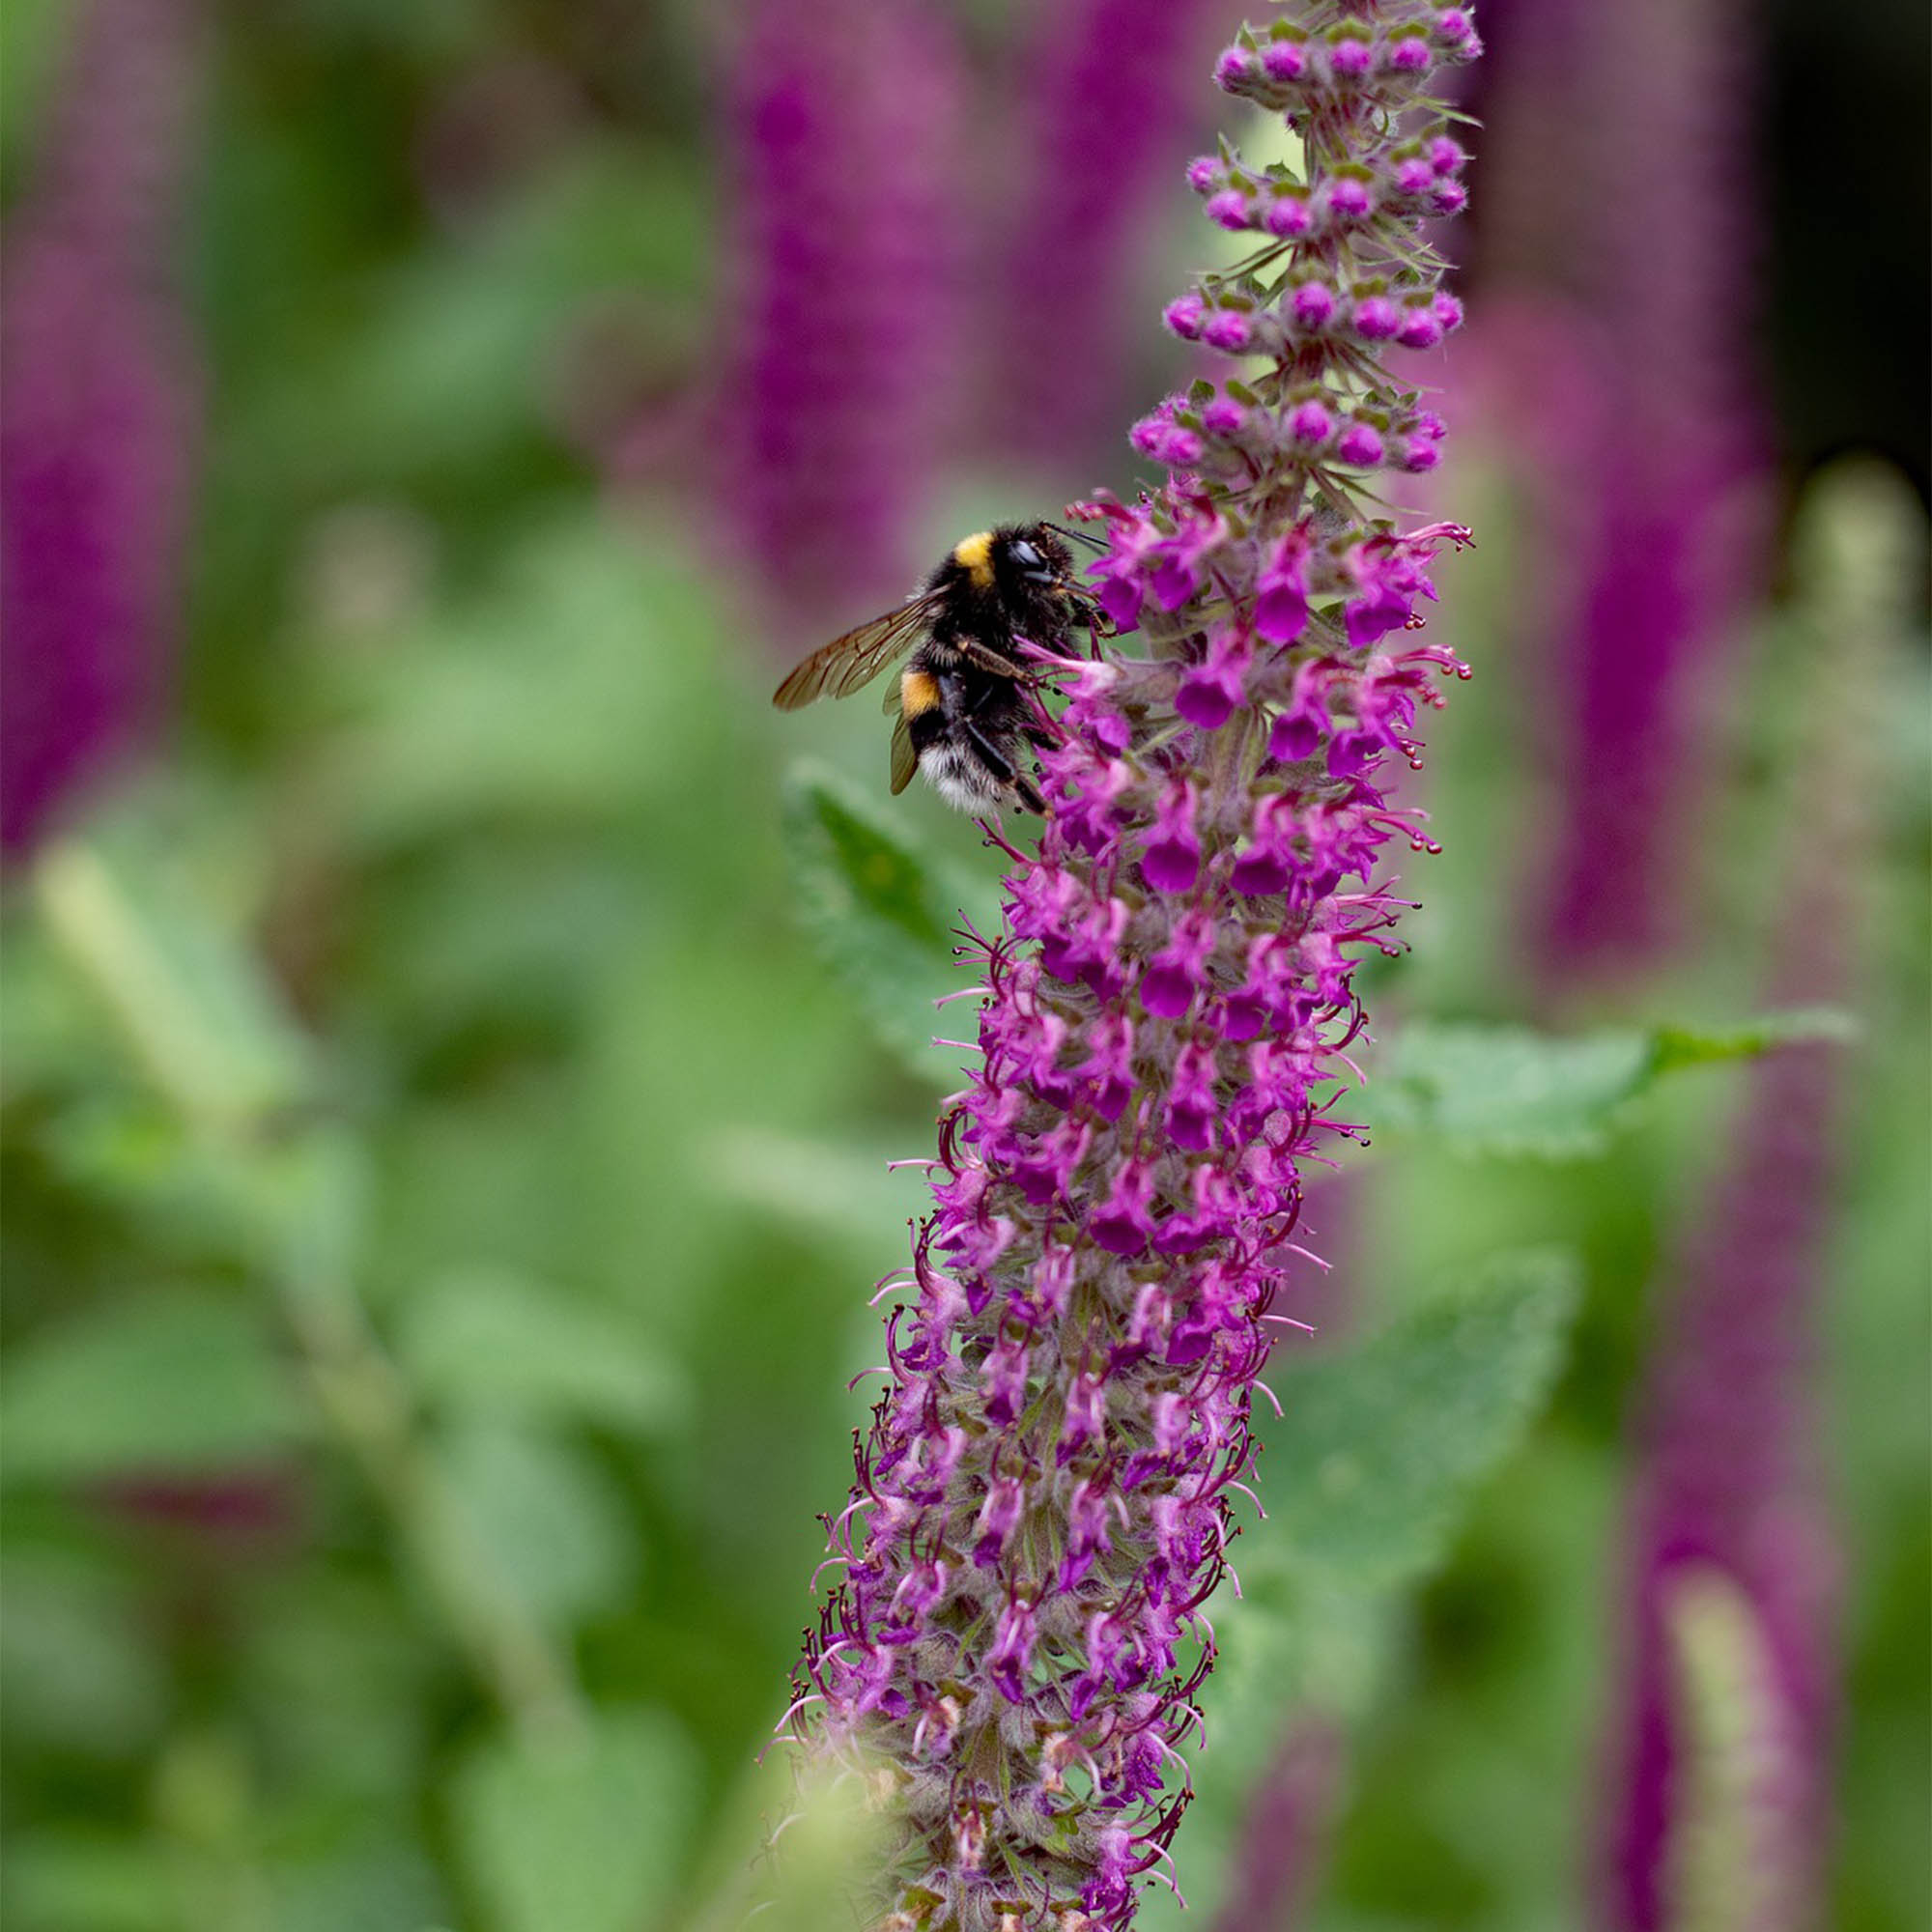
[995,0,1229,467]
[1595,467,1910,1932]
[786,8,1481,1924]
[1471,0,1768,976]
[1,0,201,853]
[717,0,962,637]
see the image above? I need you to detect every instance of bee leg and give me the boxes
[960,722,1047,816]
[953,638,1031,681]
[962,720,1020,783]
[966,677,1050,745]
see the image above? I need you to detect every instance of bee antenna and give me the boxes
[1044,520,1106,554]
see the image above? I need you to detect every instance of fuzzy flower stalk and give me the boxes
[784,8,1481,1925]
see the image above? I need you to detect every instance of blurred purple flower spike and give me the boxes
[1213,1714,1346,1931]
[995,0,1229,467]
[1600,481,1884,1927]
[784,9,1482,1923]
[1606,1015,1845,1929]
[1,0,202,854]
[1476,0,1770,978]
[1610,1088,1842,1929]
[716,0,963,639]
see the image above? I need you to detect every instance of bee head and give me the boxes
[986,526,1097,648]
[1004,534,1059,585]
[994,524,1081,590]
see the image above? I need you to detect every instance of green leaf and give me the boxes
[780,761,994,1081]
[1360,1023,1650,1158]
[1649,1006,1857,1073]
[2,1297,306,1483]
[737,1765,902,1932]
[34,838,311,1137]
[700,1125,935,1249]
[396,1271,689,1436]
[38,1105,368,1285]
[674,1756,897,1932]
[1360,1012,1855,1159]
[0,1551,170,1757]
[0,1830,179,1932]
[237,1570,440,1805]
[323,524,726,845]
[264,1841,451,1932]
[436,1420,637,1628]
[1146,1250,1583,1929]
[1258,1249,1582,1590]
[448,1707,697,1932]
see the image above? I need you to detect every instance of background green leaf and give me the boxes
[396,1271,689,1435]
[447,1708,698,1932]
[1359,1014,1856,1159]
[35,838,312,1135]
[2,1298,306,1483]
[1257,1249,1584,1589]
[780,761,997,1083]
[437,1420,638,1629]
[1144,1249,1584,1927]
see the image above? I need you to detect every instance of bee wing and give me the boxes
[888,706,918,795]
[770,591,947,710]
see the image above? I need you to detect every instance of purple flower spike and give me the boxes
[1598,482,1874,1925]
[716,0,963,637]
[1255,531,1313,644]
[1215,1716,1347,1930]
[787,7,1480,1922]
[1292,280,1339,330]
[1,0,202,854]
[1351,293,1402,340]
[1472,0,1771,977]
[1605,1006,1846,1932]
[995,0,1231,465]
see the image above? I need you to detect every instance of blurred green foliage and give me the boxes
[2,8,1927,1932]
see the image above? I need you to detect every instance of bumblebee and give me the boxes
[771,523,1104,813]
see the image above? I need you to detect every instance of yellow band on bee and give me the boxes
[900,668,941,716]
[952,530,995,585]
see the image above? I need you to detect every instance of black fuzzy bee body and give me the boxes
[772,523,1104,813]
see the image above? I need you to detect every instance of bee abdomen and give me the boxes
[918,741,1012,811]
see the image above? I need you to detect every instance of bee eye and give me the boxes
[1009,537,1056,583]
